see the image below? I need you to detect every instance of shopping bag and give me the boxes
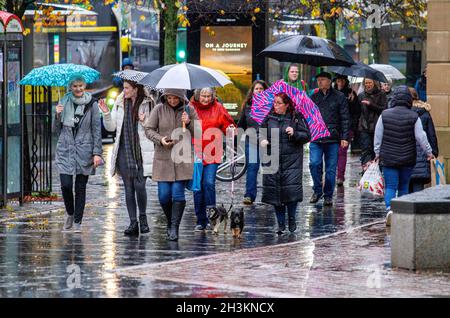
[431,156,447,186]
[186,155,203,192]
[358,162,384,197]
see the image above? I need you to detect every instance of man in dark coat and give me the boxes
[309,72,350,206]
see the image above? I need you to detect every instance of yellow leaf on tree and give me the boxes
[254,7,261,14]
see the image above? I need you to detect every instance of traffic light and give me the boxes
[176,27,187,63]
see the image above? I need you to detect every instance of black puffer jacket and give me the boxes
[310,88,350,143]
[380,86,418,168]
[260,112,311,206]
[410,101,439,181]
[358,87,387,133]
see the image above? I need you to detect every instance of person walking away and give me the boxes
[260,93,311,234]
[374,86,434,226]
[54,74,103,232]
[414,67,427,102]
[100,80,155,236]
[190,88,236,232]
[333,75,360,186]
[358,78,387,171]
[237,80,269,205]
[408,87,439,193]
[309,72,350,206]
[145,89,199,241]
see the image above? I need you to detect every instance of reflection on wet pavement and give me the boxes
[0,144,387,297]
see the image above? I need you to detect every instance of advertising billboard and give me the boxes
[200,26,252,118]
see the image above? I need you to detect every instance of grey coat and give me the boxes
[54,99,103,176]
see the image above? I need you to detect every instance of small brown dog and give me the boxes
[230,208,244,239]
[206,204,231,234]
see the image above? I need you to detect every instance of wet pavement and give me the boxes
[0,142,393,297]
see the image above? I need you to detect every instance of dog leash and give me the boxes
[228,125,236,207]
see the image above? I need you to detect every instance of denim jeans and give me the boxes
[274,202,298,225]
[193,163,219,227]
[158,181,186,205]
[245,140,260,201]
[60,174,89,224]
[383,166,414,210]
[309,142,339,199]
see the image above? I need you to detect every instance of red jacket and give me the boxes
[190,98,236,165]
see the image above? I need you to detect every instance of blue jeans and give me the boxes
[193,164,219,227]
[158,181,186,204]
[245,141,260,201]
[309,142,339,199]
[274,202,298,224]
[383,166,414,210]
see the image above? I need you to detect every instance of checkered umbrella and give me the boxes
[113,69,164,92]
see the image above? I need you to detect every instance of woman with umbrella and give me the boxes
[54,73,103,232]
[190,88,236,232]
[99,80,155,236]
[237,80,269,205]
[358,78,387,171]
[283,63,309,93]
[145,89,199,241]
[259,93,311,234]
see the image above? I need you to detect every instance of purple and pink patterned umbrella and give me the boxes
[251,80,330,142]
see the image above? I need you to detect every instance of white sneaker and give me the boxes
[63,215,74,230]
[385,210,393,227]
[73,223,82,233]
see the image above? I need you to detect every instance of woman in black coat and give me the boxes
[408,88,439,193]
[260,93,311,234]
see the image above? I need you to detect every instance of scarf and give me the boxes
[61,92,92,127]
[121,99,143,182]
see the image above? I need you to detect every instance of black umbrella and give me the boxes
[258,35,355,67]
[328,62,389,83]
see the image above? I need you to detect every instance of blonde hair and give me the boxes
[193,87,216,102]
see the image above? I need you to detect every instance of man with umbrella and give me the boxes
[309,72,350,206]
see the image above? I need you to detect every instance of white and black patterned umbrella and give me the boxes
[138,62,232,89]
[113,69,164,92]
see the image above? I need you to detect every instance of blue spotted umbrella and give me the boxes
[20,63,100,87]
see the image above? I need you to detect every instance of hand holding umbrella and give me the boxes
[181,111,190,131]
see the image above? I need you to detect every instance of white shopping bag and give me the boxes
[358,162,384,197]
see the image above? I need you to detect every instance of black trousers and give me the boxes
[60,174,89,224]
[117,150,147,222]
[360,131,375,166]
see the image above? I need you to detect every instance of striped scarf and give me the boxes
[122,99,143,182]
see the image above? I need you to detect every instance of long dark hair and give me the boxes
[124,80,146,123]
[273,92,296,118]
[242,80,269,108]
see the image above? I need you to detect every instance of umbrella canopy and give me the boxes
[113,69,164,92]
[138,62,232,89]
[329,62,389,83]
[369,64,406,80]
[258,35,355,67]
[251,80,330,142]
[20,63,100,87]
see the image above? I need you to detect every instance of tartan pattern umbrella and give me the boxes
[251,80,330,142]
[113,69,164,92]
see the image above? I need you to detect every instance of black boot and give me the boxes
[124,221,139,236]
[288,216,297,233]
[161,202,172,237]
[277,221,286,235]
[139,215,150,234]
[168,201,186,241]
